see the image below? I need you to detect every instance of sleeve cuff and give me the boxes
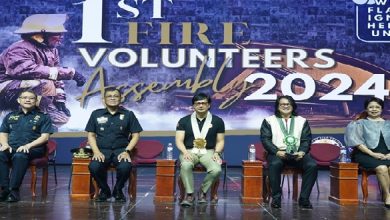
[48,67,58,80]
[56,88,65,94]
[70,68,76,78]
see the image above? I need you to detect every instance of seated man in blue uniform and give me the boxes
[85,88,143,202]
[0,89,54,202]
[176,93,225,207]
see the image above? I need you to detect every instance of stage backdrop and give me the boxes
[0,0,389,132]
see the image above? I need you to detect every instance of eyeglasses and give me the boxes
[105,95,120,99]
[19,96,36,100]
[194,101,209,106]
[279,103,291,107]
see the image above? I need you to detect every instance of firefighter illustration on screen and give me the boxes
[0,14,86,127]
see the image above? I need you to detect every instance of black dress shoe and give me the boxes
[271,201,281,208]
[271,197,281,208]
[113,190,126,202]
[0,189,10,202]
[95,191,111,202]
[6,191,20,203]
[298,198,313,209]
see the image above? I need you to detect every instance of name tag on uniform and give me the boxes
[120,114,124,120]
[9,115,19,121]
[97,117,108,124]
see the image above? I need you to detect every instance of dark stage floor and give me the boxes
[0,167,389,220]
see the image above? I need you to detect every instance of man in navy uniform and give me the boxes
[176,93,225,207]
[0,90,54,202]
[85,88,143,202]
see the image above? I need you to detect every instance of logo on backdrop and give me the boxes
[354,0,390,42]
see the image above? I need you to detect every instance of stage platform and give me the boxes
[0,167,388,220]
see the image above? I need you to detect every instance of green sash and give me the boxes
[277,116,298,154]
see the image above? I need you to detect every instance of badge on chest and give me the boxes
[97,116,108,124]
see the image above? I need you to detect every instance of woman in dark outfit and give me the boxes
[345,97,390,207]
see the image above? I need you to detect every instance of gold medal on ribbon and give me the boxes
[193,138,207,149]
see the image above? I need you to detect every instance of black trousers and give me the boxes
[267,154,318,200]
[0,148,44,190]
[89,151,132,194]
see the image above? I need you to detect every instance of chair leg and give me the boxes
[210,178,219,202]
[362,170,368,204]
[281,174,291,193]
[292,173,298,201]
[30,166,37,197]
[316,178,320,194]
[287,175,291,193]
[92,178,99,199]
[68,164,73,190]
[129,167,137,202]
[111,171,114,186]
[42,167,48,199]
[223,164,227,189]
[53,161,57,185]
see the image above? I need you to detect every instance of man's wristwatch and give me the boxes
[214,152,222,157]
